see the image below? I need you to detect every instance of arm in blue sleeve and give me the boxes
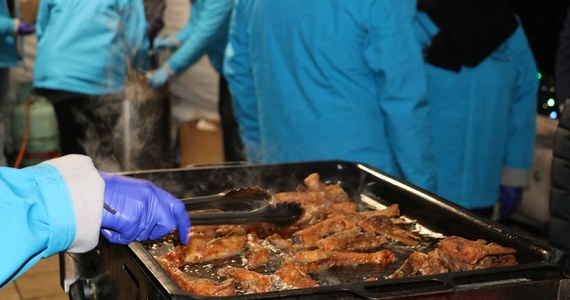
[223,0,261,162]
[0,16,15,35]
[501,26,538,187]
[363,1,436,191]
[174,0,194,42]
[166,0,234,74]
[0,0,15,34]
[0,155,104,288]
[121,0,150,72]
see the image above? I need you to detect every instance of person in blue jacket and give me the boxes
[148,0,244,161]
[1,0,35,166]
[0,154,191,288]
[413,0,538,217]
[223,0,436,191]
[32,0,149,168]
[149,0,233,86]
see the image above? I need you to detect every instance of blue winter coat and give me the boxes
[0,155,104,288]
[0,0,18,68]
[33,0,149,95]
[413,12,538,209]
[166,0,233,75]
[224,0,436,191]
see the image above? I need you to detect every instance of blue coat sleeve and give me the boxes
[120,0,150,72]
[363,1,436,191]
[0,155,104,288]
[0,17,14,35]
[166,0,233,74]
[0,0,15,35]
[501,26,538,186]
[0,164,76,287]
[224,0,261,162]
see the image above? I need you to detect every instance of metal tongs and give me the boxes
[181,187,271,211]
[181,187,303,226]
[189,202,303,226]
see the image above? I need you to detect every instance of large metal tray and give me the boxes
[68,160,570,299]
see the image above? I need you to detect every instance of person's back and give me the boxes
[412,3,537,214]
[34,0,148,95]
[224,0,435,191]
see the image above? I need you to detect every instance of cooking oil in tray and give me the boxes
[144,219,446,294]
[143,186,452,295]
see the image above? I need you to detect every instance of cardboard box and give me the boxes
[178,119,224,167]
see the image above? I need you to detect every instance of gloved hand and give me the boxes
[17,20,35,35]
[498,185,523,219]
[99,172,190,245]
[147,67,170,90]
[153,35,178,50]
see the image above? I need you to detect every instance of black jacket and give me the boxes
[550,5,570,251]
[550,98,570,252]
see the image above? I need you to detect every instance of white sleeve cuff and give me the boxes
[43,155,105,253]
[501,167,530,187]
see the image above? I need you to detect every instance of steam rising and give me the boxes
[76,81,171,172]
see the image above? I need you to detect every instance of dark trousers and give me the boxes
[35,88,125,170]
[218,76,245,161]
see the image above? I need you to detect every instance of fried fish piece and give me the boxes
[184,227,248,263]
[293,215,358,248]
[275,264,319,289]
[358,215,420,246]
[316,228,386,252]
[244,232,271,269]
[389,236,518,278]
[290,249,396,273]
[161,264,236,296]
[266,233,296,253]
[218,266,273,293]
[438,236,517,264]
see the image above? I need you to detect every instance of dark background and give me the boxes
[510,0,570,76]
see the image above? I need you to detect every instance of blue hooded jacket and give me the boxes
[165,0,233,75]
[224,0,435,191]
[0,0,18,68]
[413,12,537,209]
[33,0,149,95]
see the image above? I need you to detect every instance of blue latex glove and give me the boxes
[498,185,523,219]
[17,20,35,35]
[148,67,170,90]
[153,35,177,50]
[99,172,190,245]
